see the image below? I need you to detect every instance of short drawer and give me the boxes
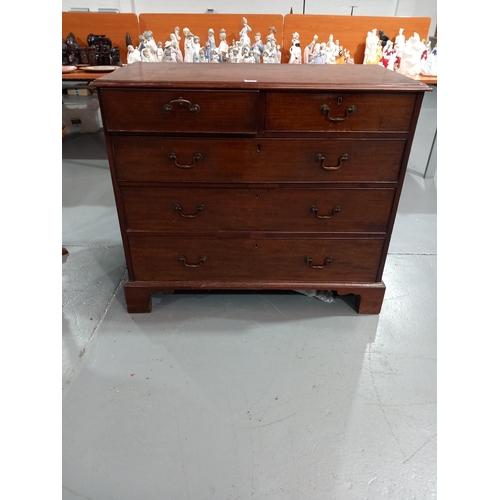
[128,236,385,282]
[112,137,406,183]
[265,92,416,132]
[100,89,259,133]
[121,187,395,233]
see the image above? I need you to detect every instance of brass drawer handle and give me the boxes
[316,153,349,170]
[173,204,204,218]
[163,97,201,114]
[305,256,333,269]
[169,153,202,169]
[320,104,357,122]
[179,255,207,267]
[310,206,342,219]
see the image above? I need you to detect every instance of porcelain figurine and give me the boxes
[420,44,437,76]
[193,36,201,57]
[251,33,264,63]
[304,34,318,63]
[171,26,181,44]
[127,44,141,64]
[219,29,229,61]
[152,41,161,62]
[240,17,252,46]
[265,36,280,63]
[207,28,216,50]
[268,26,277,42]
[168,35,183,62]
[364,29,380,64]
[210,48,220,63]
[198,47,208,63]
[137,34,146,53]
[395,28,406,51]
[336,45,346,64]
[379,40,397,70]
[162,41,173,62]
[141,47,154,62]
[229,46,240,63]
[344,50,355,64]
[310,43,323,64]
[241,45,255,63]
[183,28,196,62]
[398,32,426,76]
[289,39,301,64]
[144,30,158,60]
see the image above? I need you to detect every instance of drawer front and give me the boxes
[100,89,259,133]
[265,92,416,132]
[121,187,395,233]
[129,237,385,282]
[112,137,406,183]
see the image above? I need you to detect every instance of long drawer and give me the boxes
[99,89,259,133]
[128,236,385,282]
[121,187,395,233]
[265,92,417,132]
[112,137,406,183]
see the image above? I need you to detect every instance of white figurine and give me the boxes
[304,34,318,64]
[141,47,154,62]
[241,46,255,63]
[127,44,141,64]
[198,47,207,63]
[398,32,426,76]
[170,26,181,45]
[193,36,201,57]
[144,30,158,60]
[264,35,280,63]
[420,44,437,76]
[219,29,229,61]
[289,32,301,64]
[363,29,379,64]
[268,26,277,42]
[162,41,173,62]
[289,40,301,64]
[156,41,164,62]
[169,35,183,62]
[183,28,196,62]
[395,28,406,52]
[210,48,220,63]
[240,17,252,46]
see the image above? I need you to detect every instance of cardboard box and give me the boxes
[66,85,96,96]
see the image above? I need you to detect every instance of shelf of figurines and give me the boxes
[62,21,437,83]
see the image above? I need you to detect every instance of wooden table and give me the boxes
[62,68,122,81]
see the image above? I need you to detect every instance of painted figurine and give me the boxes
[289,32,301,64]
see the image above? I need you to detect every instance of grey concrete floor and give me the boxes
[62,91,437,500]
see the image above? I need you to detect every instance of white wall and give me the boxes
[62,0,436,39]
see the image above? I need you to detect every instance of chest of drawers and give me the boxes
[95,63,430,314]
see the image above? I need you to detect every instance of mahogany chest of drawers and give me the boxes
[95,63,429,314]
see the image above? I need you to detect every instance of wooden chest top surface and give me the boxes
[93,63,431,92]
